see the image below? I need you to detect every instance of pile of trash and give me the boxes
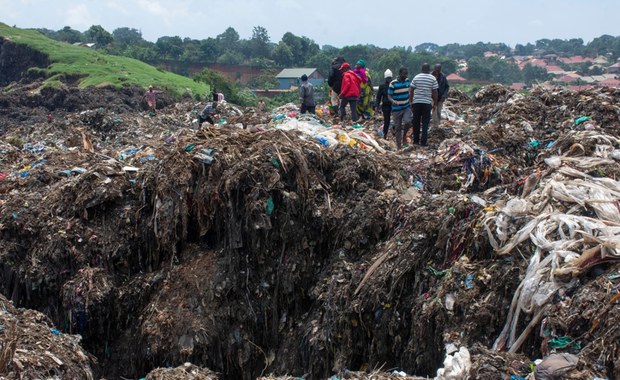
[0,293,97,379]
[1,81,619,380]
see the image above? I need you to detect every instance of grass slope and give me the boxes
[0,22,209,97]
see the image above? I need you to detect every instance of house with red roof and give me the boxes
[599,78,620,87]
[447,73,466,82]
[559,56,594,65]
[546,65,565,75]
[607,62,620,74]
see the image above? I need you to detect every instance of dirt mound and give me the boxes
[1,84,620,379]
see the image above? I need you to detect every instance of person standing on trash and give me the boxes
[143,85,163,116]
[387,67,413,150]
[299,74,316,114]
[375,69,393,139]
[327,56,346,115]
[338,62,361,124]
[431,64,450,129]
[409,63,438,147]
[354,59,374,119]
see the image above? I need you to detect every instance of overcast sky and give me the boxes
[1,0,618,48]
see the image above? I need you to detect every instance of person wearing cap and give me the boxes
[409,63,438,147]
[431,64,450,128]
[299,74,316,114]
[338,62,361,123]
[387,67,413,150]
[143,85,163,115]
[375,69,393,139]
[354,59,373,119]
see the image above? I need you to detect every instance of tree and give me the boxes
[155,36,184,60]
[272,42,294,66]
[200,38,220,63]
[56,26,83,44]
[84,25,113,46]
[248,69,279,89]
[464,57,492,81]
[514,43,535,56]
[281,32,303,64]
[339,44,371,66]
[112,27,144,45]
[463,42,487,60]
[217,27,240,52]
[250,26,271,58]
[522,63,549,85]
[299,36,320,64]
[305,52,332,77]
[415,42,439,53]
[216,51,244,65]
[586,35,620,60]
[180,38,204,62]
[374,50,405,77]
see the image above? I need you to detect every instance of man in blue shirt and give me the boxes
[387,67,413,150]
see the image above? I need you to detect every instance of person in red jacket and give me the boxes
[338,62,361,123]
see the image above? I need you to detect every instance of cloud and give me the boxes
[65,4,95,28]
[530,19,544,27]
[105,0,129,15]
[0,0,18,18]
[135,0,191,24]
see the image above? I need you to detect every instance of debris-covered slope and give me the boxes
[1,83,619,380]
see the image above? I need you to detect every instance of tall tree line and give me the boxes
[37,25,620,86]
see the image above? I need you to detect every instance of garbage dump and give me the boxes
[0,81,619,380]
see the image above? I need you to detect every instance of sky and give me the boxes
[1,0,619,49]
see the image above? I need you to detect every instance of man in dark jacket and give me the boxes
[375,69,393,139]
[327,56,346,113]
[299,74,316,114]
[431,64,450,129]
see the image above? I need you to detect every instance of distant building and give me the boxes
[607,62,620,74]
[599,77,620,87]
[546,65,566,75]
[446,73,466,82]
[73,42,96,48]
[510,83,527,90]
[275,68,323,89]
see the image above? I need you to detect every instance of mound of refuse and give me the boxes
[1,82,619,379]
[0,293,97,379]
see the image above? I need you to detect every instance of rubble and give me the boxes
[0,82,619,380]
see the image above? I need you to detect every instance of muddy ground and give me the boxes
[1,80,620,380]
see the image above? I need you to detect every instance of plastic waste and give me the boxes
[445,293,456,311]
[315,136,329,146]
[465,274,474,289]
[265,196,275,215]
[436,346,471,380]
[534,353,578,380]
[574,116,591,126]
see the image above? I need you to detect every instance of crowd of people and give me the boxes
[146,57,449,152]
[328,57,450,151]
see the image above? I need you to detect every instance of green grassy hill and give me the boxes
[0,23,209,97]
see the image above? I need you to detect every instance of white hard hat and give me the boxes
[384,69,393,79]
